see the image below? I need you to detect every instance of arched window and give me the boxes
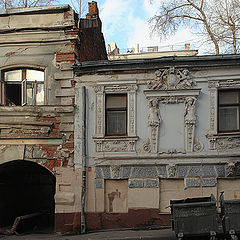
[0,69,44,106]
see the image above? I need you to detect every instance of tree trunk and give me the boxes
[201,10,220,54]
[232,24,237,54]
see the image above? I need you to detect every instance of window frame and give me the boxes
[0,71,5,105]
[105,93,128,136]
[218,89,240,133]
[0,68,45,106]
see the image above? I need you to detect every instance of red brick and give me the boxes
[62,141,74,149]
[56,52,75,62]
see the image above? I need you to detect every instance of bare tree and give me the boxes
[150,0,240,54]
[213,0,240,53]
[69,0,88,17]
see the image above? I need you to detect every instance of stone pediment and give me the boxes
[147,67,196,90]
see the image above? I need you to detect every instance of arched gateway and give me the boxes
[0,160,55,233]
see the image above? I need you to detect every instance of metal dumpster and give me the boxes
[170,194,218,240]
[220,192,240,240]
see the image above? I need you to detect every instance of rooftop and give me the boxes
[0,5,70,16]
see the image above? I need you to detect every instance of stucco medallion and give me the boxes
[147,67,195,90]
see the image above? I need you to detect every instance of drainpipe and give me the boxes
[81,86,87,234]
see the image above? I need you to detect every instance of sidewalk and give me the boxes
[0,228,176,240]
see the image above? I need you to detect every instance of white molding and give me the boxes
[207,79,240,150]
[144,89,200,153]
[94,83,138,152]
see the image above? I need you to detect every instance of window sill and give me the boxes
[93,135,138,140]
[215,132,240,137]
[207,132,240,150]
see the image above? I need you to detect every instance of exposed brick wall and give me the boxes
[56,52,76,63]
[56,8,107,63]
[79,18,107,62]
[86,1,99,19]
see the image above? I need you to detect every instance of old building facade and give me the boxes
[73,55,240,230]
[1,2,240,235]
[0,2,106,233]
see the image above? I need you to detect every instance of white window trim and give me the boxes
[207,79,240,150]
[0,71,5,105]
[93,83,138,153]
[0,68,46,106]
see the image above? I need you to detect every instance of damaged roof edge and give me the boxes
[73,54,240,75]
[0,5,70,16]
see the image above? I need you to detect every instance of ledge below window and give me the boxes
[206,132,240,151]
[93,136,138,153]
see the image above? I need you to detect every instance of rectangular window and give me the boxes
[105,94,127,136]
[218,90,240,132]
[1,69,44,106]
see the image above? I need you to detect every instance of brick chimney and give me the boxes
[185,43,190,50]
[86,1,99,19]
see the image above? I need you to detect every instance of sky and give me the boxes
[61,0,215,55]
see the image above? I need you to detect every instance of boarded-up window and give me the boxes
[105,180,128,213]
[159,179,184,213]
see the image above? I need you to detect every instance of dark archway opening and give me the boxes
[0,160,55,233]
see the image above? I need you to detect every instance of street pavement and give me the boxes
[0,228,176,240]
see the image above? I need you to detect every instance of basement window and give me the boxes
[0,69,44,106]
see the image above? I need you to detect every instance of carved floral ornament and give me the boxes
[147,67,196,90]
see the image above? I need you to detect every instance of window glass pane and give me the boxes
[5,70,22,81]
[219,91,239,104]
[26,69,44,82]
[106,111,126,135]
[6,83,21,105]
[36,83,44,105]
[0,79,4,105]
[27,83,33,105]
[106,95,127,108]
[219,106,239,131]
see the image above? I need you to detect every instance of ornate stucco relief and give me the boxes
[128,90,136,137]
[110,165,121,179]
[95,138,137,152]
[208,81,219,135]
[144,67,200,153]
[216,136,240,151]
[138,138,151,154]
[94,83,138,152]
[148,99,161,153]
[167,165,177,178]
[147,67,196,90]
[226,162,235,177]
[193,139,204,152]
[184,97,197,152]
[0,122,52,138]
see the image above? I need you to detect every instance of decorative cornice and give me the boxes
[94,84,138,93]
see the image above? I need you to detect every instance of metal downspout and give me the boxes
[81,86,87,234]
